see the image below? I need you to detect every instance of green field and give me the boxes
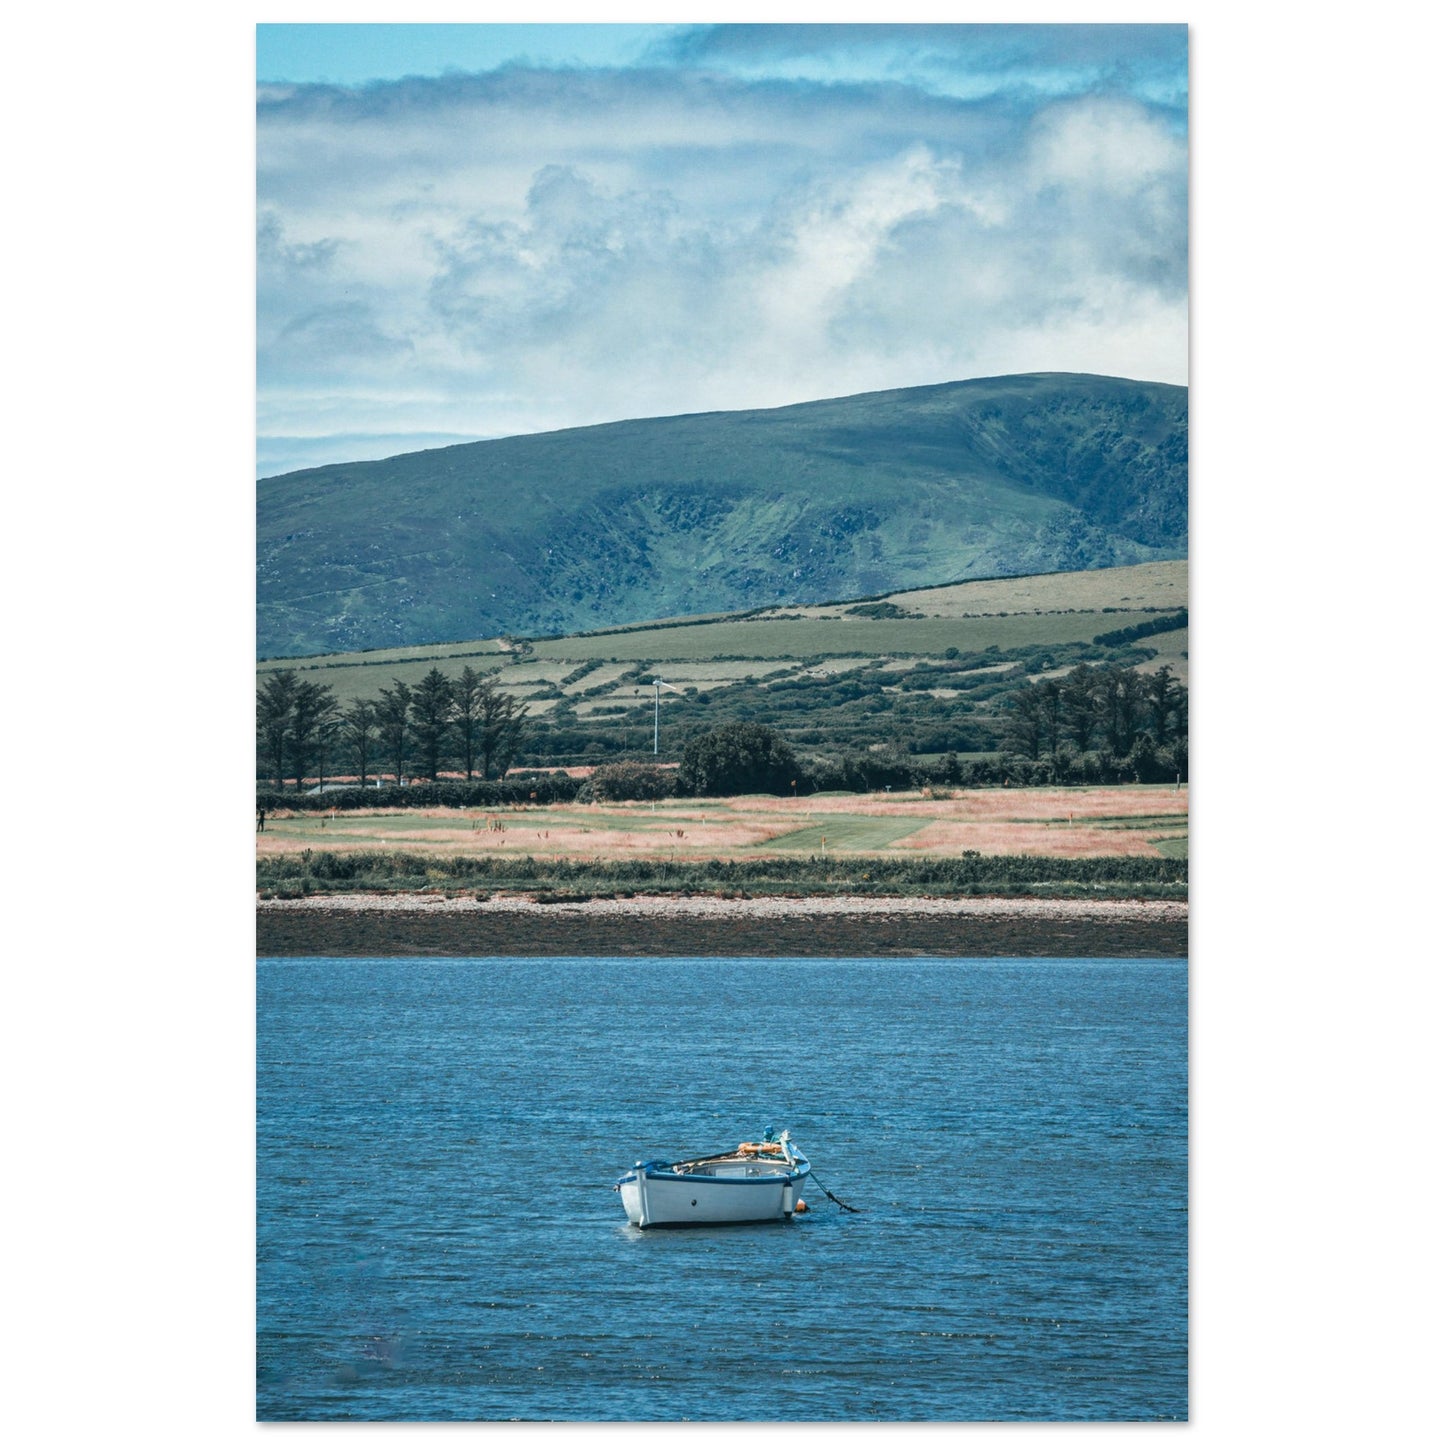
[528,611,1162,663]
[259,560,1186,685]
[760,816,930,850]
[257,560,1188,769]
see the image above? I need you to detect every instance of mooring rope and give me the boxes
[806,1170,863,1213]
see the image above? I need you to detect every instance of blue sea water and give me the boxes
[257,956,1187,1422]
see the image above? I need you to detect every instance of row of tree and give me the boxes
[1002,663,1187,771]
[257,660,1188,795]
[256,666,526,791]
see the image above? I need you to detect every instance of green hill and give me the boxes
[258,372,1186,659]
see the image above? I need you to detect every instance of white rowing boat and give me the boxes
[614,1129,811,1228]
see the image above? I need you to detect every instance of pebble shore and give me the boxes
[258,892,1187,958]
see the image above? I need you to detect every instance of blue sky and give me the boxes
[257,24,681,86]
[257,23,1188,476]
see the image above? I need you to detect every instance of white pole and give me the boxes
[653,681,660,754]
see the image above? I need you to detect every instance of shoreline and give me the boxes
[257,892,1187,959]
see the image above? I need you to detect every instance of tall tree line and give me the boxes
[257,665,526,791]
[1002,663,1188,779]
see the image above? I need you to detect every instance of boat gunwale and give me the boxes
[616,1149,810,1188]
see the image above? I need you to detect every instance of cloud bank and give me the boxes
[257,26,1187,475]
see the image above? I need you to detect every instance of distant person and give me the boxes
[257,806,266,833]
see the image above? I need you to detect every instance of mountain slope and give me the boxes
[258,372,1186,658]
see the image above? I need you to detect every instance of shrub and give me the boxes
[582,761,679,802]
[1093,609,1188,648]
[678,722,799,796]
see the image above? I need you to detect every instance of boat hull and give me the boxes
[617,1159,809,1228]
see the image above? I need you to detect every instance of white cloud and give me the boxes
[756,147,950,349]
[1028,95,1184,196]
[257,65,1187,472]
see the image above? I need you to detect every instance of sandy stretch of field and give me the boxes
[256,785,1188,862]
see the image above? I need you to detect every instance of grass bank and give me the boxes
[257,850,1186,902]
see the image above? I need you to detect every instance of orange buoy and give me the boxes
[794,1199,808,1213]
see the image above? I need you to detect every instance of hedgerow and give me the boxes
[257,849,1186,900]
[256,774,583,813]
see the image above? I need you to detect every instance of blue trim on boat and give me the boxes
[636,1167,809,1187]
